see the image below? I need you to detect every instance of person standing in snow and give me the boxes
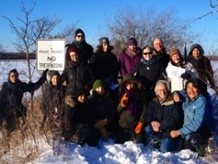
[186,44,218,95]
[166,48,197,92]
[119,38,142,79]
[116,73,147,144]
[0,68,48,134]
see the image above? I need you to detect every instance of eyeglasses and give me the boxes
[76,35,83,38]
[143,52,152,55]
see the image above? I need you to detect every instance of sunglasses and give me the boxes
[143,52,152,55]
[76,35,83,38]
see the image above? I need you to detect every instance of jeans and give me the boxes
[145,125,177,152]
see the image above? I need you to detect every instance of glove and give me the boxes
[120,93,128,108]
[103,75,113,86]
[94,119,107,129]
[135,122,144,134]
[42,69,49,79]
[65,95,76,108]
[181,72,191,80]
[99,127,108,141]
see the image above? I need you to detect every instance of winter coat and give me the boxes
[187,44,215,88]
[154,48,170,69]
[41,82,65,132]
[177,90,215,141]
[61,60,95,96]
[66,41,93,64]
[166,61,198,92]
[88,90,116,125]
[134,57,165,101]
[145,94,184,138]
[119,48,142,78]
[116,78,147,143]
[0,77,45,120]
[90,48,119,83]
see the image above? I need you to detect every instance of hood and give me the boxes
[188,44,204,57]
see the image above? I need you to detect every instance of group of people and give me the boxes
[0,28,216,157]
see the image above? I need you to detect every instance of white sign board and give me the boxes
[37,39,65,71]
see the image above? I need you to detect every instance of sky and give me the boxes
[0,0,218,53]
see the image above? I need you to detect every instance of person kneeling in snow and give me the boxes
[63,88,98,146]
[116,73,147,144]
[88,79,116,142]
[170,78,215,157]
[145,80,184,152]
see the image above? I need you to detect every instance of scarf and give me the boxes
[140,56,156,65]
[124,88,137,117]
[125,48,137,57]
[7,80,21,108]
[74,40,85,50]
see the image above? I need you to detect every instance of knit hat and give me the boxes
[49,71,60,79]
[169,48,181,57]
[127,38,137,46]
[67,46,79,55]
[75,28,85,37]
[75,88,87,98]
[99,37,110,45]
[92,79,105,90]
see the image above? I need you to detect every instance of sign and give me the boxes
[37,39,65,71]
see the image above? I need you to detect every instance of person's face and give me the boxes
[75,33,84,41]
[171,54,180,64]
[142,48,153,61]
[153,38,163,51]
[9,72,18,83]
[70,52,79,62]
[77,94,87,103]
[102,42,108,52]
[125,82,134,90]
[95,86,105,95]
[192,48,201,60]
[51,75,59,86]
[157,83,168,99]
[128,44,137,52]
[186,82,199,100]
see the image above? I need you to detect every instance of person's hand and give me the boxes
[42,69,49,79]
[181,72,191,80]
[170,130,180,138]
[94,119,107,129]
[151,121,160,132]
[173,93,181,102]
[135,122,144,134]
[120,93,128,108]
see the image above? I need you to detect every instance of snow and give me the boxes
[0,60,218,164]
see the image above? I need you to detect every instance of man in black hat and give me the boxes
[65,28,93,64]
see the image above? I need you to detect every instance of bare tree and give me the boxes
[1,1,78,81]
[104,6,197,56]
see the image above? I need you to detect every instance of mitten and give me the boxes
[135,122,144,134]
[181,72,191,80]
[42,69,49,80]
[94,119,107,129]
[65,95,76,108]
[99,127,108,141]
[120,93,128,108]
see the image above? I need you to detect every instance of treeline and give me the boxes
[0,52,36,59]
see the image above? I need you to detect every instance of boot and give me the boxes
[99,127,108,141]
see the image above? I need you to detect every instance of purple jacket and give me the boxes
[119,49,142,78]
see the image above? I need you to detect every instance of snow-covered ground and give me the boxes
[0,59,218,164]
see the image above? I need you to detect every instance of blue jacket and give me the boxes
[178,90,215,140]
